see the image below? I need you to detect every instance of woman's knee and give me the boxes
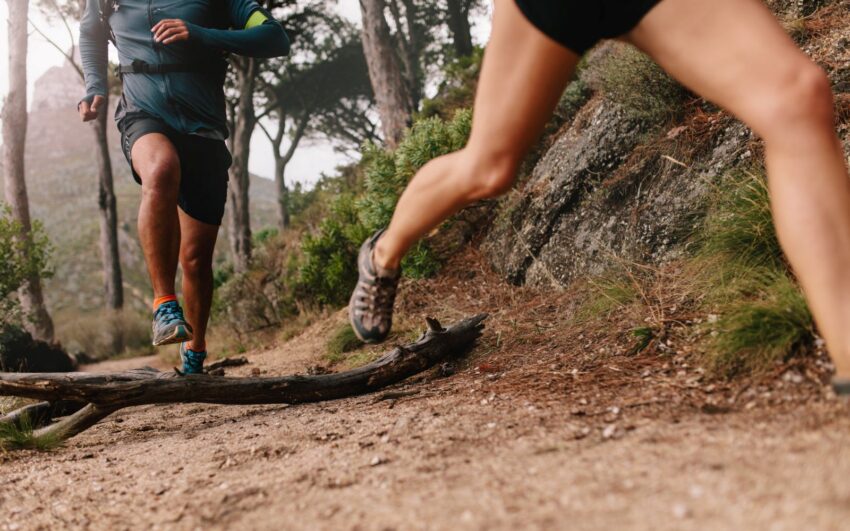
[461,148,522,200]
[752,62,834,135]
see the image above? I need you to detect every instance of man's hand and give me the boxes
[152,19,190,44]
[79,95,104,122]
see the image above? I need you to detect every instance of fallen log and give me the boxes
[0,314,487,444]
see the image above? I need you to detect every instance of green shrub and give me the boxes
[706,270,813,377]
[417,48,483,120]
[299,109,473,306]
[325,323,363,363]
[596,44,687,123]
[0,205,52,323]
[700,170,782,271]
[694,169,814,376]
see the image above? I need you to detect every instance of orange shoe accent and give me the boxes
[153,294,178,312]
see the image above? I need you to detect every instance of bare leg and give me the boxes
[373,0,579,269]
[133,134,181,300]
[626,0,850,376]
[178,209,219,352]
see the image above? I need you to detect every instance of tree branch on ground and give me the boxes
[0,314,487,445]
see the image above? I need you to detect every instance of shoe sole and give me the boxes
[152,324,193,347]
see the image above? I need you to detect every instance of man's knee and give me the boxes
[462,148,521,200]
[180,245,213,279]
[756,63,834,135]
[139,152,180,200]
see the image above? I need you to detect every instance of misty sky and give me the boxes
[0,0,491,187]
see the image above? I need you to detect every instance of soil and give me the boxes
[3,252,850,530]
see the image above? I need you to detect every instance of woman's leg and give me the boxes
[373,0,580,270]
[627,0,850,376]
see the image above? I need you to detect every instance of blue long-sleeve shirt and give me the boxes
[79,0,290,139]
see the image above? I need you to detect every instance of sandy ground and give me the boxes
[4,258,850,531]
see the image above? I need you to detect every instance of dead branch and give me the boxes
[0,314,487,444]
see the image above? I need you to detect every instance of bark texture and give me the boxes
[359,0,413,147]
[2,0,55,342]
[93,91,124,311]
[227,58,258,272]
[0,314,487,443]
[446,0,474,58]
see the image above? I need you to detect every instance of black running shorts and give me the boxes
[118,111,232,226]
[514,0,662,54]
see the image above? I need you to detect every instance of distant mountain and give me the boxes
[1,58,278,331]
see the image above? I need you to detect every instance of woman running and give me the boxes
[348,0,850,393]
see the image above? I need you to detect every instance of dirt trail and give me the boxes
[4,258,850,530]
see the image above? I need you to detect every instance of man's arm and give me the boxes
[78,0,108,120]
[152,2,290,59]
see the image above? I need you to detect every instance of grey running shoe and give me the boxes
[152,300,193,346]
[349,229,400,343]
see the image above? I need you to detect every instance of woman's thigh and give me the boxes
[467,0,580,157]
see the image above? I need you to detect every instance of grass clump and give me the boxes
[0,413,61,451]
[596,44,687,124]
[707,271,813,376]
[699,170,782,271]
[325,323,364,363]
[695,169,814,376]
[575,271,641,323]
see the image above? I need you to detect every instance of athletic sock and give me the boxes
[153,294,178,312]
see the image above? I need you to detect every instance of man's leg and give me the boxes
[177,208,219,353]
[626,0,850,377]
[372,0,580,270]
[133,133,181,301]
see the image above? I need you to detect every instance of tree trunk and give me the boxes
[273,153,290,230]
[0,315,487,444]
[92,92,124,311]
[359,0,413,147]
[2,0,55,343]
[446,0,474,58]
[227,58,258,273]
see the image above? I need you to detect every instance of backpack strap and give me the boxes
[98,0,117,45]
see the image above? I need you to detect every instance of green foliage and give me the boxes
[299,194,371,306]
[554,78,592,123]
[695,169,813,376]
[0,413,61,451]
[417,48,484,120]
[299,109,473,306]
[0,205,52,323]
[325,323,363,362]
[707,270,813,377]
[699,171,783,271]
[358,110,472,230]
[575,272,640,322]
[596,45,687,123]
[253,228,279,245]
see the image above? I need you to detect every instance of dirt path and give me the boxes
[4,260,850,530]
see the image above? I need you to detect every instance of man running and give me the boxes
[78,0,289,374]
[348,0,850,393]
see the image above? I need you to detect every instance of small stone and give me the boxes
[672,503,691,519]
[602,424,617,439]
